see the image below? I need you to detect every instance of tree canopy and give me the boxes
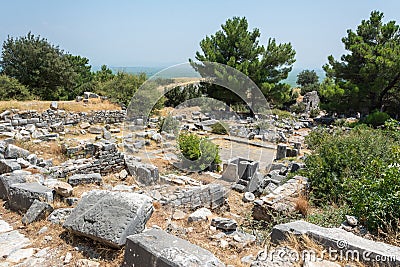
[0,32,91,100]
[322,11,400,115]
[296,69,320,95]
[190,17,296,108]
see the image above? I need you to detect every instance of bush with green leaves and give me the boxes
[210,122,228,135]
[290,102,306,113]
[363,110,391,127]
[177,132,221,171]
[97,72,146,106]
[347,153,400,231]
[306,204,350,228]
[0,75,31,100]
[271,108,293,119]
[309,108,320,118]
[304,125,400,232]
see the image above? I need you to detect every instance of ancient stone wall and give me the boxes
[0,109,126,130]
[53,142,126,177]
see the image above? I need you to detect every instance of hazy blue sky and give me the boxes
[1,0,399,69]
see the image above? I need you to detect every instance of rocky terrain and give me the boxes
[0,95,399,267]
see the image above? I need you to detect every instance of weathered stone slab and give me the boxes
[88,126,103,134]
[211,217,237,232]
[271,220,400,267]
[276,144,287,160]
[0,230,31,259]
[0,173,27,200]
[0,220,13,233]
[122,228,225,267]
[0,159,21,174]
[252,176,308,221]
[63,190,153,248]
[8,182,53,212]
[221,163,239,182]
[48,208,73,225]
[188,208,212,222]
[22,199,54,225]
[4,144,30,159]
[127,160,159,185]
[67,173,102,186]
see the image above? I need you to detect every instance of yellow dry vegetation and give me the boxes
[0,99,121,113]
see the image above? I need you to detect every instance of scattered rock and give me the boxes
[88,126,103,135]
[64,252,73,264]
[188,207,212,222]
[22,199,54,225]
[242,192,255,203]
[76,259,100,267]
[8,182,53,212]
[122,228,225,267]
[0,159,21,174]
[68,173,102,186]
[211,217,237,232]
[80,122,91,129]
[5,144,30,159]
[172,209,186,220]
[66,197,79,206]
[16,158,30,168]
[63,190,154,248]
[48,208,73,225]
[50,101,58,110]
[117,169,128,180]
[53,181,73,197]
[345,215,358,226]
[103,129,112,140]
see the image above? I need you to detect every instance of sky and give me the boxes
[1,0,399,70]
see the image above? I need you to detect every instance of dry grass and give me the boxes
[0,99,120,113]
[15,140,67,165]
[145,190,262,267]
[0,199,124,266]
[279,234,373,267]
[294,194,309,216]
[376,221,400,247]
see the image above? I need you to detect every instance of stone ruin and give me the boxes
[222,157,260,192]
[302,90,320,111]
[276,142,301,160]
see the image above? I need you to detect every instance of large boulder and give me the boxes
[122,228,225,267]
[271,220,400,267]
[4,144,30,160]
[22,200,54,225]
[0,172,27,200]
[0,159,21,174]
[67,173,102,186]
[63,190,153,248]
[8,182,53,212]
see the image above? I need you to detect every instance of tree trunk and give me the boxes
[378,72,400,110]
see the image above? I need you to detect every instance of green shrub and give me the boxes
[177,132,221,171]
[210,122,228,135]
[271,108,293,119]
[290,102,306,113]
[347,154,400,231]
[363,111,391,127]
[304,125,400,232]
[309,108,320,118]
[306,204,350,228]
[0,75,31,100]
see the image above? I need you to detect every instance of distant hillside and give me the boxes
[284,68,325,87]
[93,66,324,87]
